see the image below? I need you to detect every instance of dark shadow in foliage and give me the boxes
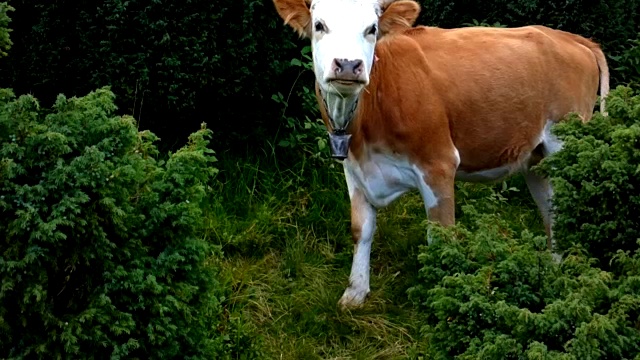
[0,0,301,152]
[610,35,640,89]
[0,87,261,359]
[418,0,640,86]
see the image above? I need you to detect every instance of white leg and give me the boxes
[528,121,565,262]
[339,189,377,309]
[414,166,439,245]
[524,170,561,263]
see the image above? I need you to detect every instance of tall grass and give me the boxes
[205,145,544,359]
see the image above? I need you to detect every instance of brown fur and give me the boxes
[272,0,312,38]
[350,25,607,173]
[325,25,606,228]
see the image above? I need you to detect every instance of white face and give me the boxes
[310,0,380,97]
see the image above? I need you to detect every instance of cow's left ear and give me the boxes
[379,0,420,36]
[272,0,312,38]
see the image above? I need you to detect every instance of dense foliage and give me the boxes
[418,0,640,48]
[0,0,301,148]
[409,213,640,358]
[612,36,640,88]
[0,87,258,358]
[0,1,13,57]
[536,86,640,269]
[408,87,640,359]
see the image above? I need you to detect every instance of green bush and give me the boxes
[408,209,640,359]
[611,37,640,89]
[536,86,640,269]
[0,87,259,358]
[0,1,13,57]
[271,45,331,165]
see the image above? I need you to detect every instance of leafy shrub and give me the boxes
[536,86,640,269]
[0,1,13,57]
[408,207,640,359]
[611,37,640,89]
[0,87,259,358]
[272,46,331,165]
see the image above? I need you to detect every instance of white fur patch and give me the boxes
[412,165,438,209]
[541,120,563,156]
[344,149,439,209]
[453,147,461,169]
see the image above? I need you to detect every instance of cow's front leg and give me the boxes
[418,162,456,244]
[339,189,377,309]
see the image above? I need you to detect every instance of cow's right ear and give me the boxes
[273,0,312,38]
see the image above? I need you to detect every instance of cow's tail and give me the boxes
[592,44,610,115]
[580,39,610,116]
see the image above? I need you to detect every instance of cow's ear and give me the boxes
[379,1,420,36]
[273,0,312,38]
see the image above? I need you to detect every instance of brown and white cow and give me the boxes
[272,0,609,309]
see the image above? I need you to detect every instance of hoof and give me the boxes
[338,286,370,310]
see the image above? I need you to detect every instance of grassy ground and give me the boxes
[206,149,545,359]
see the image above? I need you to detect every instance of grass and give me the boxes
[205,147,545,359]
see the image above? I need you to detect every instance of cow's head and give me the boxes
[273,0,420,130]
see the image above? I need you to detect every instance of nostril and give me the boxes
[332,58,344,74]
[352,60,364,75]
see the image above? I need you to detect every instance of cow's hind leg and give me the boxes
[523,170,552,235]
[523,170,562,263]
[339,188,377,309]
[526,124,564,262]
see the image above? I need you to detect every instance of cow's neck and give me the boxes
[320,88,359,133]
[318,86,361,160]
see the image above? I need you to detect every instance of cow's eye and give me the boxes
[315,21,326,33]
[366,24,377,36]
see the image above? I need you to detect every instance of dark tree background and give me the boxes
[0,0,638,151]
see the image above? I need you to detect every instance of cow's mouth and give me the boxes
[328,79,365,86]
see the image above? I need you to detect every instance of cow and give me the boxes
[271,0,609,309]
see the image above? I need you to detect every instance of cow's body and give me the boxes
[273,0,609,308]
